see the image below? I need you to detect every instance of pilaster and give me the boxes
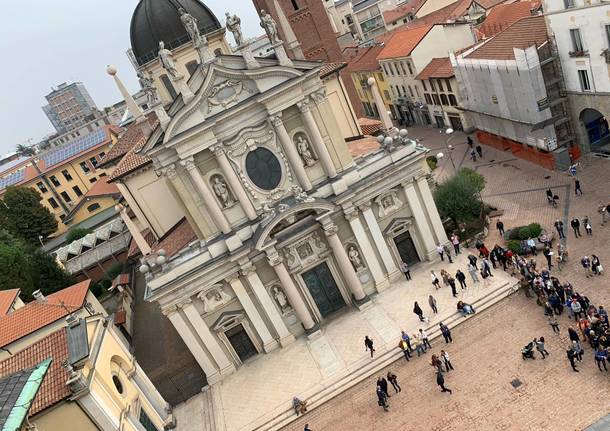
[402,181,437,260]
[360,203,400,278]
[298,99,337,179]
[270,114,312,191]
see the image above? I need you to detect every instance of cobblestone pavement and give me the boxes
[282,127,610,431]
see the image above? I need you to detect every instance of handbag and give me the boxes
[598,264,604,273]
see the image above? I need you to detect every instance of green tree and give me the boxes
[15,144,36,157]
[433,168,486,226]
[66,227,93,243]
[458,167,486,192]
[0,186,57,245]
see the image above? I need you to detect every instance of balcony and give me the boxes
[568,50,589,58]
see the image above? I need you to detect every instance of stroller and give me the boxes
[522,342,535,360]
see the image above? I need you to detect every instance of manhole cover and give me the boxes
[510,378,523,388]
[544,175,551,179]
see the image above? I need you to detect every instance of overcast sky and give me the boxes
[0,0,262,155]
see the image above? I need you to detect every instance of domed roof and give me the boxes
[130,0,221,66]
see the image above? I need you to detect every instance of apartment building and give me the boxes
[352,0,401,41]
[42,82,99,134]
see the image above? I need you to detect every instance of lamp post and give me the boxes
[439,127,457,173]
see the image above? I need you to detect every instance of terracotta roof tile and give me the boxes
[348,136,381,157]
[0,329,71,415]
[0,289,20,316]
[383,0,426,23]
[83,176,120,198]
[108,135,152,182]
[377,25,433,60]
[100,113,158,167]
[319,62,347,78]
[478,1,539,38]
[415,57,454,80]
[476,0,511,9]
[466,15,547,60]
[345,44,386,72]
[0,280,91,348]
[151,218,197,258]
[358,117,383,135]
[127,228,155,258]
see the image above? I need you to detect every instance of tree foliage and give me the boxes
[0,230,74,301]
[15,144,36,157]
[0,186,57,245]
[433,168,486,225]
[66,227,93,243]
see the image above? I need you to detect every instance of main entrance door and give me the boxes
[226,324,258,362]
[394,231,420,266]
[302,262,345,318]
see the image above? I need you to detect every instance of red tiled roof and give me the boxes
[395,0,472,31]
[358,117,383,135]
[348,136,381,157]
[383,0,426,23]
[476,0,511,9]
[108,135,152,182]
[83,176,120,198]
[100,113,158,167]
[151,218,197,258]
[478,1,539,38]
[0,289,20,316]
[377,25,433,60]
[415,57,454,80]
[0,280,91,348]
[345,44,386,73]
[319,62,347,78]
[127,228,155,258]
[466,15,547,60]
[0,329,71,415]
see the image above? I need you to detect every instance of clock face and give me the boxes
[245,147,282,190]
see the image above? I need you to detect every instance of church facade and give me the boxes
[110,0,448,386]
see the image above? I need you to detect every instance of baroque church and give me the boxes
[109,0,447,396]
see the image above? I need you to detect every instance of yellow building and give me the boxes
[345,43,395,121]
[0,281,173,431]
[0,126,120,236]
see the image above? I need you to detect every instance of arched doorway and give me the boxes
[580,108,610,148]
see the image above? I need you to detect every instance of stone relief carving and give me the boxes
[296,243,314,259]
[292,185,314,203]
[347,244,365,271]
[199,284,232,313]
[294,133,317,167]
[281,230,328,271]
[271,285,292,314]
[375,189,404,218]
[206,79,253,113]
[210,174,236,208]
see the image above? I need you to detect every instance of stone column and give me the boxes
[344,207,388,291]
[181,157,231,234]
[211,145,257,220]
[228,275,278,352]
[116,204,151,256]
[163,306,220,384]
[403,181,436,259]
[322,223,367,302]
[417,176,449,245]
[181,299,236,376]
[360,204,400,276]
[367,77,393,131]
[266,249,317,331]
[298,99,337,179]
[270,114,312,191]
[241,265,295,347]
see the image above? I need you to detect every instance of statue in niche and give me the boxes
[202,286,232,313]
[158,41,181,79]
[260,10,281,45]
[180,8,206,48]
[225,12,244,46]
[137,70,158,106]
[211,175,235,208]
[348,245,364,271]
[272,286,291,313]
[295,135,317,167]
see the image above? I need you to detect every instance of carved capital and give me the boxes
[357,201,373,212]
[343,205,360,222]
[269,114,283,128]
[225,272,240,283]
[161,304,179,316]
[162,163,177,179]
[265,249,283,267]
[176,297,193,309]
[322,223,338,237]
[210,144,225,156]
[310,89,327,104]
[297,100,310,113]
[180,157,197,172]
[239,262,257,276]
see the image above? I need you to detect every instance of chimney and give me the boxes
[33,290,47,303]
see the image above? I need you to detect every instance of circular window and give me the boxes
[112,375,124,394]
[245,148,282,190]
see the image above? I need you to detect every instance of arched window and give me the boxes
[440,94,448,106]
[112,375,124,394]
[448,94,458,106]
[87,203,101,213]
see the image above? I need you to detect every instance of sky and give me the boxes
[0,0,262,155]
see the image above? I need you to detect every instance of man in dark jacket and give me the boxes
[436,371,452,393]
[571,217,581,238]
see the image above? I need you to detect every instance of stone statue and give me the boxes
[180,8,206,48]
[158,41,181,79]
[137,70,158,106]
[296,136,317,166]
[225,12,244,46]
[272,286,291,313]
[348,246,364,270]
[292,185,314,203]
[212,176,235,208]
[260,9,281,45]
[202,286,232,313]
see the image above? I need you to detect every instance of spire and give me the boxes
[106,65,150,133]
[271,0,305,60]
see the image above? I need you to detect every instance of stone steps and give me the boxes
[246,279,519,431]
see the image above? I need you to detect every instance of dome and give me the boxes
[130,0,221,66]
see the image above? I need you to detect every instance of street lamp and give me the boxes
[376,128,413,152]
[440,127,457,173]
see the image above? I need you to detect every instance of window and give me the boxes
[99,172,107,177]
[432,94,441,105]
[160,74,178,99]
[408,86,414,96]
[89,177,97,183]
[570,29,583,52]
[72,185,83,197]
[80,161,90,174]
[377,73,384,82]
[48,197,59,209]
[60,191,71,203]
[440,94,449,105]
[89,157,98,168]
[563,0,574,8]
[449,94,458,106]
[383,90,390,100]
[139,409,160,431]
[578,69,591,91]
[49,175,61,187]
[98,152,106,160]
[415,86,420,97]
[389,64,395,75]
[112,375,124,394]
[383,64,389,75]
[407,62,413,75]
[36,182,48,193]
[245,148,282,190]
[422,81,427,91]
[62,169,73,181]
[186,61,198,77]
[401,85,407,96]
[59,214,66,221]
[437,80,444,92]
[87,203,101,213]
[400,63,407,75]
[445,79,452,92]
[429,80,436,91]
[424,94,433,104]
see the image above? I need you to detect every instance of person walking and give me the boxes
[436,371,453,394]
[376,385,389,411]
[468,253,478,269]
[364,336,375,358]
[401,330,413,351]
[400,261,411,281]
[451,233,461,254]
[413,334,425,357]
[468,263,480,283]
[431,271,441,289]
[440,322,453,343]
[436,244,445,261]
[443,243,453,263]
[571,217,581,238]
[496,219,505,237]
[448,276,458,297]
[419,328,432,350]
[387,372,401,393]
[554,219,565,239]
[467,136,474,148]
[581,256,592,278]
[571,299,584,321]
[304,424,313,431]
[476,144,483,159]
[441,350,454,371]
[543,246,553,269]
[572,340,584,362]
[470,148,477,162]
[595,347,608,371]
[592,254,603,275]
[574,178,583,195]
[535,337,549,359]
[549,315,560,334]
[482,258,493,277]
[598,202,608,226]
[413,301,425,322]
[429,294,439,314]
[583,216,592,236]
[456,269,467,289]
[566,349,579,372]
[377,376,391,398]
[399,337,412,361]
